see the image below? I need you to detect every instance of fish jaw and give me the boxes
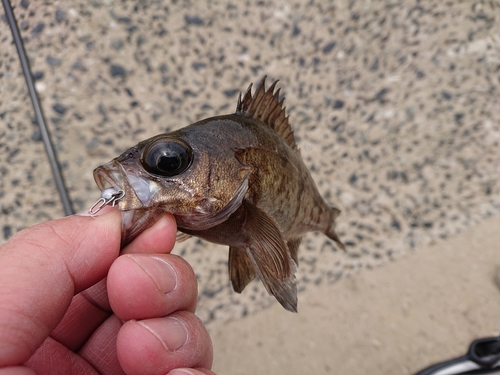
[93,159,166,245]
[93,160,149,210]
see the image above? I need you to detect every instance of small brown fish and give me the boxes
[92,76,344,312]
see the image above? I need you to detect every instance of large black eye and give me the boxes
[141,139,193,177]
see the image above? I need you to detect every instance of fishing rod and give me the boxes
[2,0,74,215]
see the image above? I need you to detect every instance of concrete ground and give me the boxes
[210,215,500,374]
[1,1,499,374]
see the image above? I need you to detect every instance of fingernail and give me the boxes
[138,317,188,351]
[130,255,177,294]
[167,369,197,375]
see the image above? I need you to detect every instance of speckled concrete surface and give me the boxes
[1,0,500,373]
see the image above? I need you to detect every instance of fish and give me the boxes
[91,76,345,312]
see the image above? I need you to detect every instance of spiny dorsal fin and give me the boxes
[236,76,297,151]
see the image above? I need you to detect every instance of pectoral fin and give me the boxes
[229,246,256,293]
[176,175,249,231]
[242,201,298,312]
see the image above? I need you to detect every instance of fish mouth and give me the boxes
[93,164,122,192]
[93,160,164,246]
[93,160,149,210]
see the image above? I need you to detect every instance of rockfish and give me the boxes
[91,76,344,312]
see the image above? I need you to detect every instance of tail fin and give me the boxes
[325,207,346,251]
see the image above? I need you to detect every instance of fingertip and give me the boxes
[66,209,122,275]
[117,312,213,375]
[122,213,177,255]
[71,208,122,249]
[108,254,197,321]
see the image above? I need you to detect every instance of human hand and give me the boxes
[0,209,215,375]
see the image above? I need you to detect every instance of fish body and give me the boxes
[93,77,344,311]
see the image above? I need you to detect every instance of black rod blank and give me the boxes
[2,0,74,215]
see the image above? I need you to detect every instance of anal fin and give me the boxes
[326,207,346,251]
[176,231,192,242]
[287,237,301,265]
[229,246,256,293]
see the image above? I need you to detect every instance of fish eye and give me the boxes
[141,139,192,177]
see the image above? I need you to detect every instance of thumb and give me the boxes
[0,210,122,366]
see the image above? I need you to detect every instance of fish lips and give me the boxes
[93,160,153,210]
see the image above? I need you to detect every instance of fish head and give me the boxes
[93,126,250,245]
[94,134,196,212]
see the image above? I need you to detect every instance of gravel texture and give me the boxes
[1,0,499,326]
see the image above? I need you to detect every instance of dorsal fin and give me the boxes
[236,76,297,150]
